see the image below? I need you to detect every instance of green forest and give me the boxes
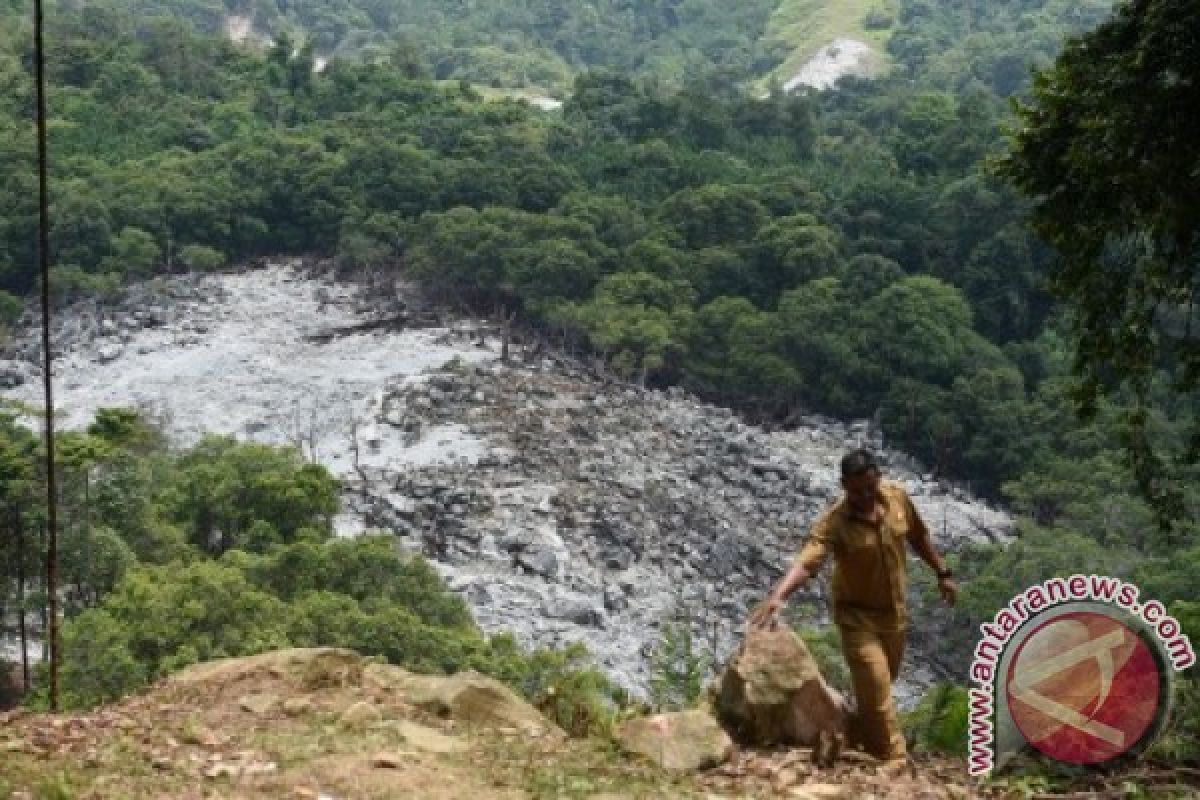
[0,0,1196,774]
[51,0,785,89]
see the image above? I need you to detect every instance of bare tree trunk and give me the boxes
[15,513,28,690]
[39,520,49,665]
[350,420,368,500]
[501,311,511,365]
[84,469,92,607]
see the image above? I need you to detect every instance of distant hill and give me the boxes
[760,0,896,90]
[9,0,1114,97]
[53,0,783,90]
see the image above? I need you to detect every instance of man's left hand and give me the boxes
[938,576,959,606]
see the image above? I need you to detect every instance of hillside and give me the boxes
[3,0,1115,95]
[5,648,1197,799]
[0,647,1019,799]
[761,0,895,90]
[0,262,1012,698]
[43,0,783,90]
[1,0,1198,788]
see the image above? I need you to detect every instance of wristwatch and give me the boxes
[936,567,954,580]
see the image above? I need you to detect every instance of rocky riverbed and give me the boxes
[0,262,1012,700]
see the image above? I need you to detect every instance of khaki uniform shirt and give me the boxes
[794,480,929,633]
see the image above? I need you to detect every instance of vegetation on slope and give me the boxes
[0,408,621,738]
[760,0,898,88]
[0,0,1196,771]
[48,0,783,90]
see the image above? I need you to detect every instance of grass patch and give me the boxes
[760,0,898,88]
[474,734,704,800]
[0,753,146,800]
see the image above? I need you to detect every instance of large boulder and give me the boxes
[168,647,364,688]
[365,665,561,738]
[713,627,849,761]
[615,710,734,772]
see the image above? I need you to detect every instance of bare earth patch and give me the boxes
[4,648,1184,799]
[0,649,697,800]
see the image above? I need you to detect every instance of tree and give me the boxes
[773,278,865,413]
[552,272,694,384]
[177,244,226,271]
[862,275,995,387]
[0,414,39,691]
[503,238,598,306]
[649,618,708,711]
[60,609,145,707]
[85,560,292,682]
[105,227,161,276]
[752,214,843,303]
[998,0,1200,520]
[163,436,338,555]
[681,296,798,407]
[657,184,767,250]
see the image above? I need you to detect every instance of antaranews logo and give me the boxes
[967,575,1195,776]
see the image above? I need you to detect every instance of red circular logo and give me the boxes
[1005,611,1161,765]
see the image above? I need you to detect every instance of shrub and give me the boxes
[864,7,895,30]
[903,683,968,755]
[649,619,710,711]
[178,244,226,271]
[796,625,850,691]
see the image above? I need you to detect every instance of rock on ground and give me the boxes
[615,709,734,772]
[715,627,848,757]
[364,664,562,739]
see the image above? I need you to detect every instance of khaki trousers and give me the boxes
[839,625,907,760]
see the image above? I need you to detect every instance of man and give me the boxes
[748,448,959,764]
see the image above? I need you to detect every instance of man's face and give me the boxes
[842,468,881,515]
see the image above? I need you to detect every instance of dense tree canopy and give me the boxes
[0,0,1185,507]
[48,0,783,91]
[999,0,1200,519]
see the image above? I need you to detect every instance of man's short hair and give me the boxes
[840,448,879,479]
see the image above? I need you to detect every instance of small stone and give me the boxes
[204,763,239,779]
[395,720,466,754]
[337,701,383,730]
[282,696,313,716]
[239,693,279,715]
[242,761,278,776]
[94,343,123,363]
[790,783,852,800]
[369,751,413,769]
[772,767,802,791]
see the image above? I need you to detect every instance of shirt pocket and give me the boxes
[844,527,880,554]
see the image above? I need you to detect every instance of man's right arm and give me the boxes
[748,511,833,628]
[771,560,813,605]
[748,560,815,629]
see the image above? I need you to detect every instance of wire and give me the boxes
[33,0,60,711]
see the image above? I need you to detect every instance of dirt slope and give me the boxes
[2,648,1185,799]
